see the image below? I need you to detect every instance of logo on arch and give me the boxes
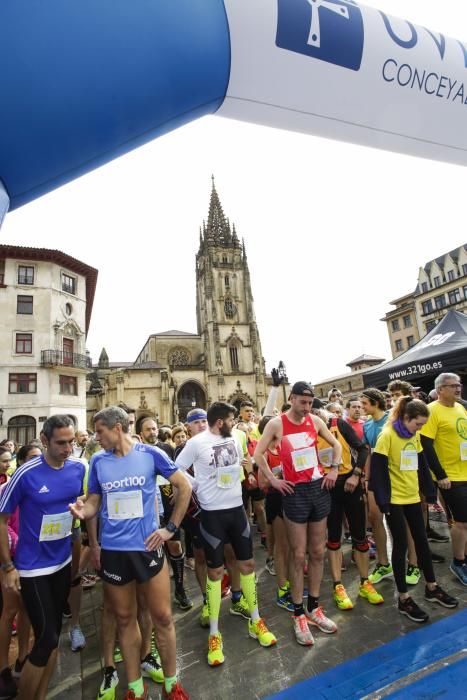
[276,0,364,71]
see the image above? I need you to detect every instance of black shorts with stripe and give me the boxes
[282,479,331,524]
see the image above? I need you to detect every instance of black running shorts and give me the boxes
[200,505,253,569]
[442,482,467,523]
[282,480,331,524]
[101,548,165,586]
[265,489,283,524]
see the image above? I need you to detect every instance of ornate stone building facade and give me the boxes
[87,180,269,426]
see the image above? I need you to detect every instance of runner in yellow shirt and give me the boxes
[420,372,467,585]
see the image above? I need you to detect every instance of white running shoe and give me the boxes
[305,606,337,634]
[292,614,314,646]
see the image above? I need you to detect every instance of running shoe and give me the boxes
[305,606,337,634]
[141,652,164,683]
[13,656,28,679]
[424,585,459,608]
[207,632,224,666]
[333,584,353,610]
[266,557,276,575]
[426,527,449,543]
[97,666,119,700]
[359,580,384,605]
[113,646,123,664]
[70,625,86,652]
[123,684,148,700]
[406,565,421,586]
[229,596,250,619]
[398,596,429,623]
[450,560,467,586]
[430,550,445,564]
[0,667,17,700]
[162,682,190,699]
[81,574,97,589]
[276,591,294,612]
[369,563,393,584]
[174,589,193,611]
[292,614,314,646]
[221,573,231,598]
[248,618,277,647]
[199,602,210,628]
[343,531,352,544]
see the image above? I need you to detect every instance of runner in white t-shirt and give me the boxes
[175,401,277,667]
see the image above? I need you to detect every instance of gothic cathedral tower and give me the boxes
[196,178,267,411]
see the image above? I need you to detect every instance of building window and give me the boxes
[17,265,34,285]
[463,263,467,276]
[403,315,412,328]
[65,303,72,316]
[62,273,76,295]
[348,381,352,391]
[17,295,33,314]
[60,375,78,395]
[225,275,230,288]
[464,285,467,300]
[433,276,441,288]
[447,270,455,282]
[391,319,400,332]
[222,256,228,264]
[422,300,433,315]
[395,339,403,352]
[426,319,438,333]
[407,335,415,348]
[434,294,446,310]
[8,416,36,445]
[448,289,460,305]
[9,373,37,394]
[15,333,32,354]
[421,282,428,293]
[229,346,239,370]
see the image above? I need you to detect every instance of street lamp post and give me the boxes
[278,361,288,405]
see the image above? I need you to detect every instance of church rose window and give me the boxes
[169,348,191,366]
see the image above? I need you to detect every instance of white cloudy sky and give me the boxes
[2,0,466,385]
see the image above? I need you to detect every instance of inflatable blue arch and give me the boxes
[1,0,467,225]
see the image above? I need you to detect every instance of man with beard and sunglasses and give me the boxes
[175,401,276,667]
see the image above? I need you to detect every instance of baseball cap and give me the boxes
[290,381,314,397]
[311,398,325,409]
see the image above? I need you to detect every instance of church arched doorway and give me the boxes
[177,382,206,421]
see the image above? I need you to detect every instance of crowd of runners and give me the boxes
[0,371,466,700]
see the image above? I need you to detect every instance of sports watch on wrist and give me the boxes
[165,520,178,534]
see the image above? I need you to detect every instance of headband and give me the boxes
[187,409,207,423]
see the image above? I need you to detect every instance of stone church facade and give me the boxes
[86,180,269,427]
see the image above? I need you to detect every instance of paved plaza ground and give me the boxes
[8,518,466,700]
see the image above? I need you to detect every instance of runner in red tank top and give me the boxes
[254,382,343,647]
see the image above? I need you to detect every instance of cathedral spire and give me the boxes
[205,176,231,246]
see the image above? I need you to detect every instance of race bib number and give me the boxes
[400,450,418,471]
[292,447,318,473]
[217,465,241,490]
[39,512,73,542]
[461,442,467,462]
[318,448,333,468]
[107,490,143,520]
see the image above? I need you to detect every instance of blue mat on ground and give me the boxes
[268,609,467,699]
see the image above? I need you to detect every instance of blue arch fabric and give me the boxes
[0,0,230,209]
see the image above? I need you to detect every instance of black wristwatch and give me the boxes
[165,520,178,534]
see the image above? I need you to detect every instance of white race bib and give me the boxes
[400,450,418,471]
[318,448,333,468]
[292,447,318,473]
[460,442,467,462]
[107,490,143,520]
[217,465,241,490]
[39,512,73,542]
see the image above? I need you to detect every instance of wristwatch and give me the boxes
[165,520,178,534]
[330,463,340,469]
[353,468,362,477]
[0,561,15,573]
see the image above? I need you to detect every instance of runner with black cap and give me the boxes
[255,382,342,646]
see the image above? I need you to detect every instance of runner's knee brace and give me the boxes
[326,540,341,551]
[353,538,370,553]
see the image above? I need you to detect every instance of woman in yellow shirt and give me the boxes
[370,397,458,623]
